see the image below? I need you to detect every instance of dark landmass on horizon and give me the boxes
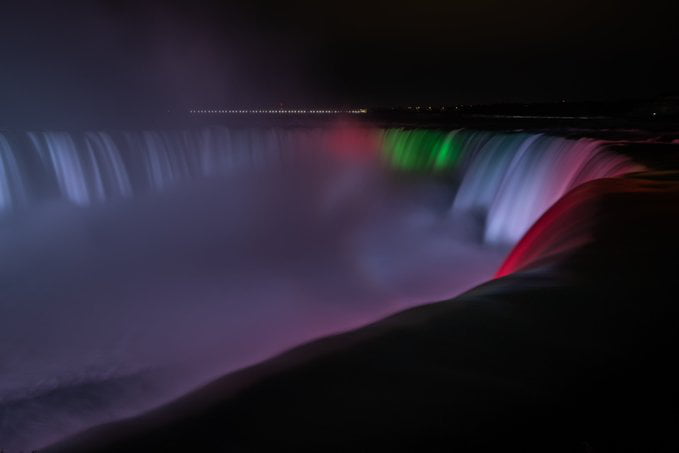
[2,95,679,133]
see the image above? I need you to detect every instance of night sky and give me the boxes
[1,0,678,122]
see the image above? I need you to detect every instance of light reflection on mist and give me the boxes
[0,126,505,451]
[1,123,639,450]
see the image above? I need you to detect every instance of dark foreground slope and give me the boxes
[48,169,679,453]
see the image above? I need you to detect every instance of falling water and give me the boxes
[0,125,641,451]
[1,128,321,211]
[380,129,641,244]
[1,128,639,246]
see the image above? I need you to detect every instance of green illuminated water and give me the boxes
[381,129,463,172]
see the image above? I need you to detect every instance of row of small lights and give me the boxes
[189,109,368,114]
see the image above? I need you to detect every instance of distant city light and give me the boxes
[189,108,368,115]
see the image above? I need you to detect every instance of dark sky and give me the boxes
[1,0,678,121]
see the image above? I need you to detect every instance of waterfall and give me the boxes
[0,134,27,211]
[380,128,641,244]
[2,128,640,248]
[0,125,643,452]
[0,128,323,211]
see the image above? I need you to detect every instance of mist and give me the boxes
[0,128,505,450]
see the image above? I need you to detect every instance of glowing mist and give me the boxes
[0,125,640,450]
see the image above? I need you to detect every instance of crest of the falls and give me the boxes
[447,132,641,244]
[379,128,642,245]
[1,128,324,210]
[1,127,641,249]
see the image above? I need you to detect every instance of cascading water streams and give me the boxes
[1,128,328,211]
[0,125,641,451]
[1,128,639,244]
[0,134,27,211]
[380,129,641,245]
